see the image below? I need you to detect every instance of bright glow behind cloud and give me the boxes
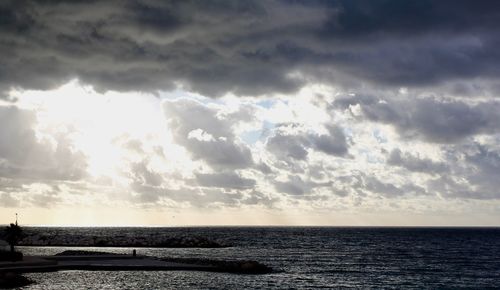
[1,80,500,226]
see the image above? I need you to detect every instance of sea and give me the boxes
[18,227,500,289]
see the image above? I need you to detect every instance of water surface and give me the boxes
[20,227,500,289]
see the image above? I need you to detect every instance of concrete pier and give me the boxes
[0,255,217,273]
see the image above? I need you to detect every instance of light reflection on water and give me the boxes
[25,270,284,290]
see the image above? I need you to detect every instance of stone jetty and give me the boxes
[19,233,227,248]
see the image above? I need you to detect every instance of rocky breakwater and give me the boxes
[19,233,228,248]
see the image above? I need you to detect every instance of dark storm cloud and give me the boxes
[1,0,500,96]
[334,95,500,143]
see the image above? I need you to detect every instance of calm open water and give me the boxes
[19,227,500,289]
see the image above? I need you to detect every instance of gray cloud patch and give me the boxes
[131,183,258,208]
[362,176,428,198]
[130,160,163,187]
[0,192,19,208]
[266,124,349,162]
[267,131,309,161]
[29,185,62,208]
[459,143,500,199]
[273,175,331,196]
[387,149,448,174]
[1,1,500,96]
[194,172,256,190]
[163,99,253,169]
[0,105,88,182]
[311,125,349,157]
[335,95,500,143]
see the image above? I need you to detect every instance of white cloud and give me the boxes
[2,80,500,225]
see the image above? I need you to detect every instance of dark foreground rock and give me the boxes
[54,250,122,256]
[0,251,23,262]
[0,272,33,289]
[161,257,274,274]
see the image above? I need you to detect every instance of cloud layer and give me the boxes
[2,0,500,97]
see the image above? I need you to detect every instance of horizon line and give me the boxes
[5,224,500,228]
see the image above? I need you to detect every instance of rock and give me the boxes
[0,272,33,289]
[55,250,121,256]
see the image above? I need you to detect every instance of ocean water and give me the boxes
[19,227,500,289]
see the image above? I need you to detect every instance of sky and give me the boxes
[1,0,500,226]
